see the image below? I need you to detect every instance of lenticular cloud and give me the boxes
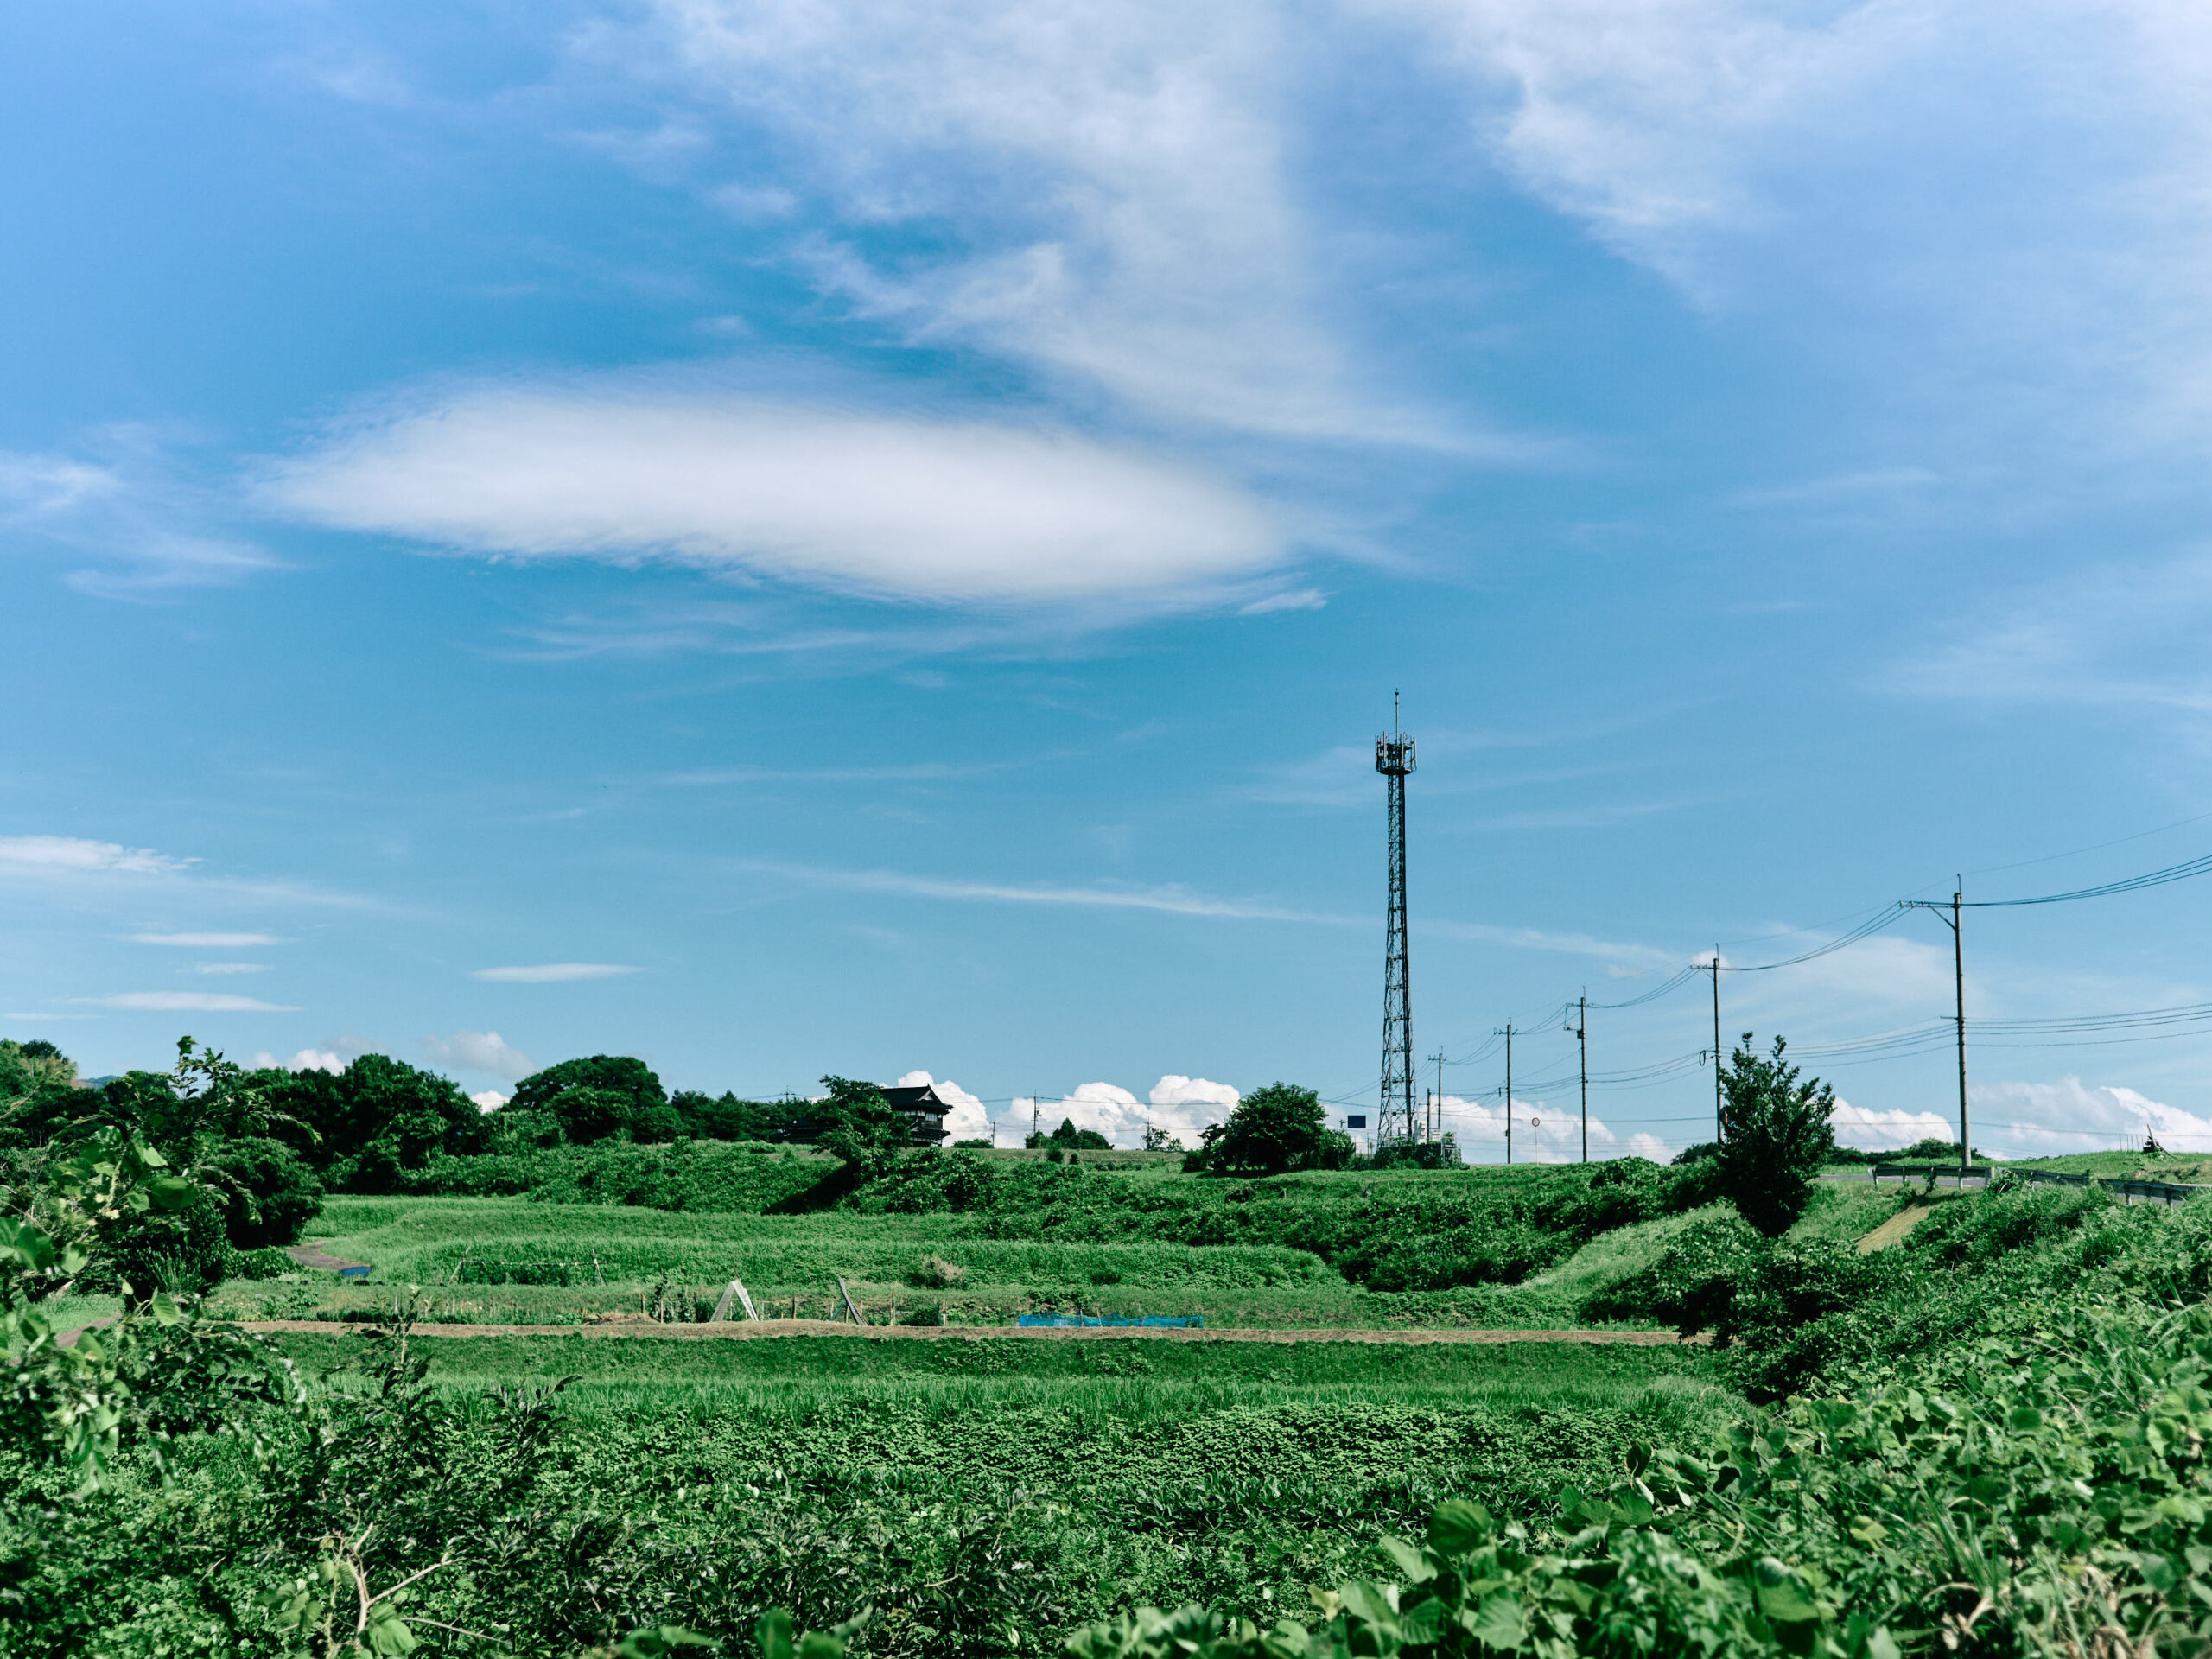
[266,391,1285,605]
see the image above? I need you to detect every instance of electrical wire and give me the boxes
[1967,852,2212,906]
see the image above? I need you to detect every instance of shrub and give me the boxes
[1031,1117,1112,1151]
[910,1255,965,1287]
[1580,1214,1768,1332]
[206,1134,323,1248]
[1905,1173,2110,1268]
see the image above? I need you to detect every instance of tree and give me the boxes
[261,1054,490,1185]
[544,1086,635,1146]
[1718,1033,1837,1236]
[815,1077,912,1178]
[1029,1117,1110,1151]
[0,1037,91,1149]
[1191,1084,1345,1176]
[507,1056,667,1143]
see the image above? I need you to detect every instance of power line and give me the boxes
[1966,852,2212,906]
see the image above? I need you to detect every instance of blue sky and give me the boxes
[9,0,2212,1158]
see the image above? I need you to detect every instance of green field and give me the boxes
[28,1143,2212,1658]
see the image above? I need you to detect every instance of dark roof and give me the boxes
[881,1084,951,1116]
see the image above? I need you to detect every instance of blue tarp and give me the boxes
[1015,1314,1203,1329]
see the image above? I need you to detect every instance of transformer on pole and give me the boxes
[1376,701,1417,1150]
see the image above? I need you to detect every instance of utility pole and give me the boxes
[1496,1021,1514,1165]
[1903,881,1970,1173]
[1430,1050,1446,1145]
[1573,994,1589,1163]
[1707,949,1725,1146]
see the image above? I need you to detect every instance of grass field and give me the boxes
[219,1322,1739,1639]
[272,1327,1731,1428]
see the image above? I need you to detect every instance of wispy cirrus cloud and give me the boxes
[130,931,285,947]
[73,991,299,1013]
[733,857,1349,923]
[0,434,279,598]
[611,1,1479,450]
[1,836,194,874]
[472,963,641,982]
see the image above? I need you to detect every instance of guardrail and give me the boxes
[1869,1163,2208,1205]
[1870,1164,1999,1185]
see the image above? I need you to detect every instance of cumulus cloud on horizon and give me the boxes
[422,1029,537,1080]
[1437,1093,1664,1165]
[251,1047,347,1075]
[980,1074,1243,1148]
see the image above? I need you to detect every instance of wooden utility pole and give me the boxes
[1496,1021,1515,1165]
[1575,995,1589,1163]
[1904,882,1971,1173]
[1709,950,1724,1145]
[1952,887,1968,1170]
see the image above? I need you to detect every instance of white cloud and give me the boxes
[896,1070,992,1141]
[1371,0,2212,441]
[0,439,280,596]
[266,390,1287,606]
[421,1030,537,1079]
[1967,1077,2212,1160]
[75,991,299,1012]
[131,931,283,946]
[0,836,193,875]
[470,1090,511,1110]
[985,1075,1240,1148]
[1436,1090,1637,1164]
[189,962,268,976]
[251,1047,347,1075]
[1829,1099,1957,1153]
[737,858,1344,922]
[471,963,641,982]
[627,2,1458,447]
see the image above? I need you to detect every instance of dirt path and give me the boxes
[236,1318,1700,1346]
[1856,1205,1934,1254]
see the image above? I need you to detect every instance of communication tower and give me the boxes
[1376,699,1417,1148]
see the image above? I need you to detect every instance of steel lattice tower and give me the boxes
[1376,707,1417,1149]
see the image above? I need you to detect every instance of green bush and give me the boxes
[1904,1172,2110,1268]
[219,1243,296,1280]
[1580,1213,1768,1332]
[206,1135,323,1248]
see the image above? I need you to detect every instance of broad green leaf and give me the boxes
[1379,1535,1433,1583]
[1752,1559,1821,1624]
[1428,1499,1495,1556]
[1470,1592,1526,1651]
